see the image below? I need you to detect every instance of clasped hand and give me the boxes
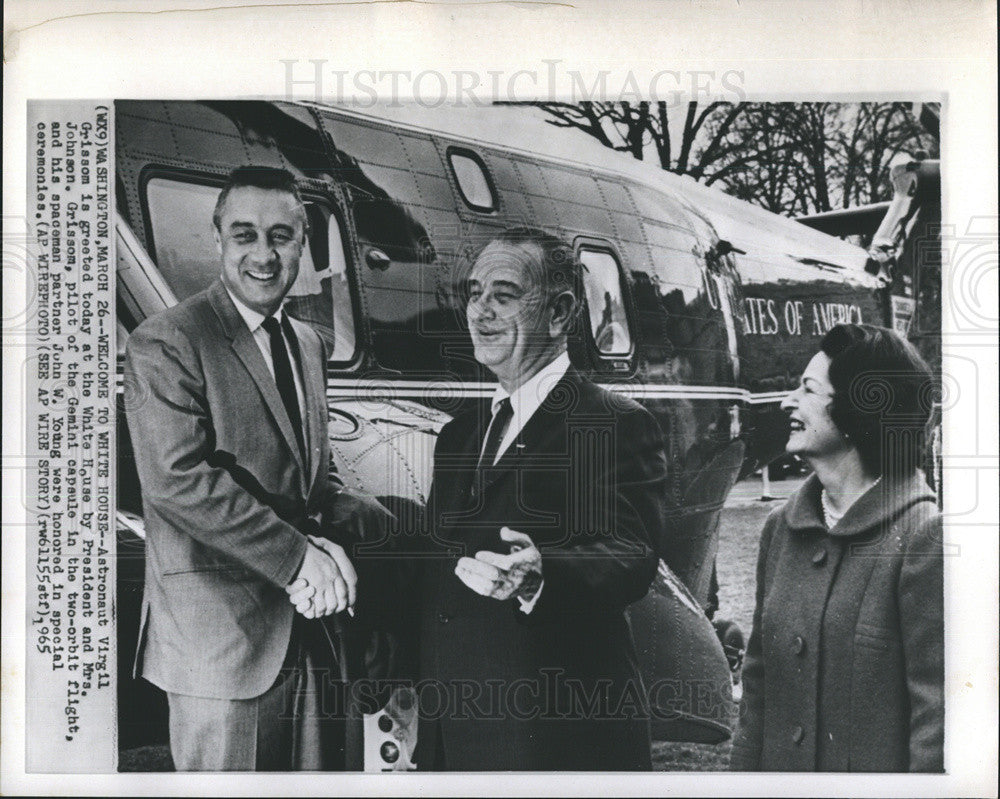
[455,527,542,601]
[285,535,357,618]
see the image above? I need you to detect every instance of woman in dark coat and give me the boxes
[730,324,944,772]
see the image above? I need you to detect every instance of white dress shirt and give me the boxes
[482,351,571,613]
[225,287,309,464]
[483,351,571,466]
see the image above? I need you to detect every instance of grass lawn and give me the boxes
[653,474,804,771]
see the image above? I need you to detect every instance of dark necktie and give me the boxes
[261,314,306,464]
[477,397,513,472]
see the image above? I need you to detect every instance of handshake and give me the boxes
[285,488,394,618]
[285,535,357,618]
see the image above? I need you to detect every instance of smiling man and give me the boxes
[414,228,670,770]
[125,166,388,770]
[215,180,304,315]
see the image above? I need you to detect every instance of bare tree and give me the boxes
[699,102,935,214]
[529,101,935,216]
[700,103,805,215]
[837,102,937,208]
[531,100,747,176]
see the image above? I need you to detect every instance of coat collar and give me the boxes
[784,470,937,538]
[207,278,249,341]
[488,352,571,418]
[206,279,310,482]
[484,367,585,477]
[449,368,586,511]
[288,314,327,491]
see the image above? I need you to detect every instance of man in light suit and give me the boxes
[125,166,386,770]
[411,228,669,770]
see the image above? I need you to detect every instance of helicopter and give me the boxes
[113,100,935,767]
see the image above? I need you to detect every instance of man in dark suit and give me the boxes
[413,228,669,770]
[125,166,386,770]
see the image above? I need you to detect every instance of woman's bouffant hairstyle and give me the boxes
[820,324,935,478]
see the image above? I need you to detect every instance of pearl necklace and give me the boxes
[822,476,882,529]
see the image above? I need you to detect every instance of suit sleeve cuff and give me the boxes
[272,531,310,587]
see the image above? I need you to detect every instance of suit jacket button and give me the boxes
[812,548,828,566]
[438,612,451,624]
[792,725,804,745]
[793,635,806,655]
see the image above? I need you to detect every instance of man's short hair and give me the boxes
[820,323,935,477]
[212,166,308,233]
[490,226,583,304]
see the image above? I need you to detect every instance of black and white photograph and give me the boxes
[109,98,945,774]
[3,1,997,796]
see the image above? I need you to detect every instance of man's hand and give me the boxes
[285,536,357,618]
[455,527,542,601]
[308,534,358,613]
[287,488,391,620]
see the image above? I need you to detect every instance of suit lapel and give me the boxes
[439,404,490,515]
[436,370,583,542]
[291,317,327,492]
[208,281,308,484]
[482,368,580,491]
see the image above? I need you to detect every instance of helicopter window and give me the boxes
[578,248,633,356]
[284,204,357,364]
[144,176,357,363]
[448,149,496,212]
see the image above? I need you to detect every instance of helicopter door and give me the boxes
[138,174,360,364]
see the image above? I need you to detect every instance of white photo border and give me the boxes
[3,1,997,795]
